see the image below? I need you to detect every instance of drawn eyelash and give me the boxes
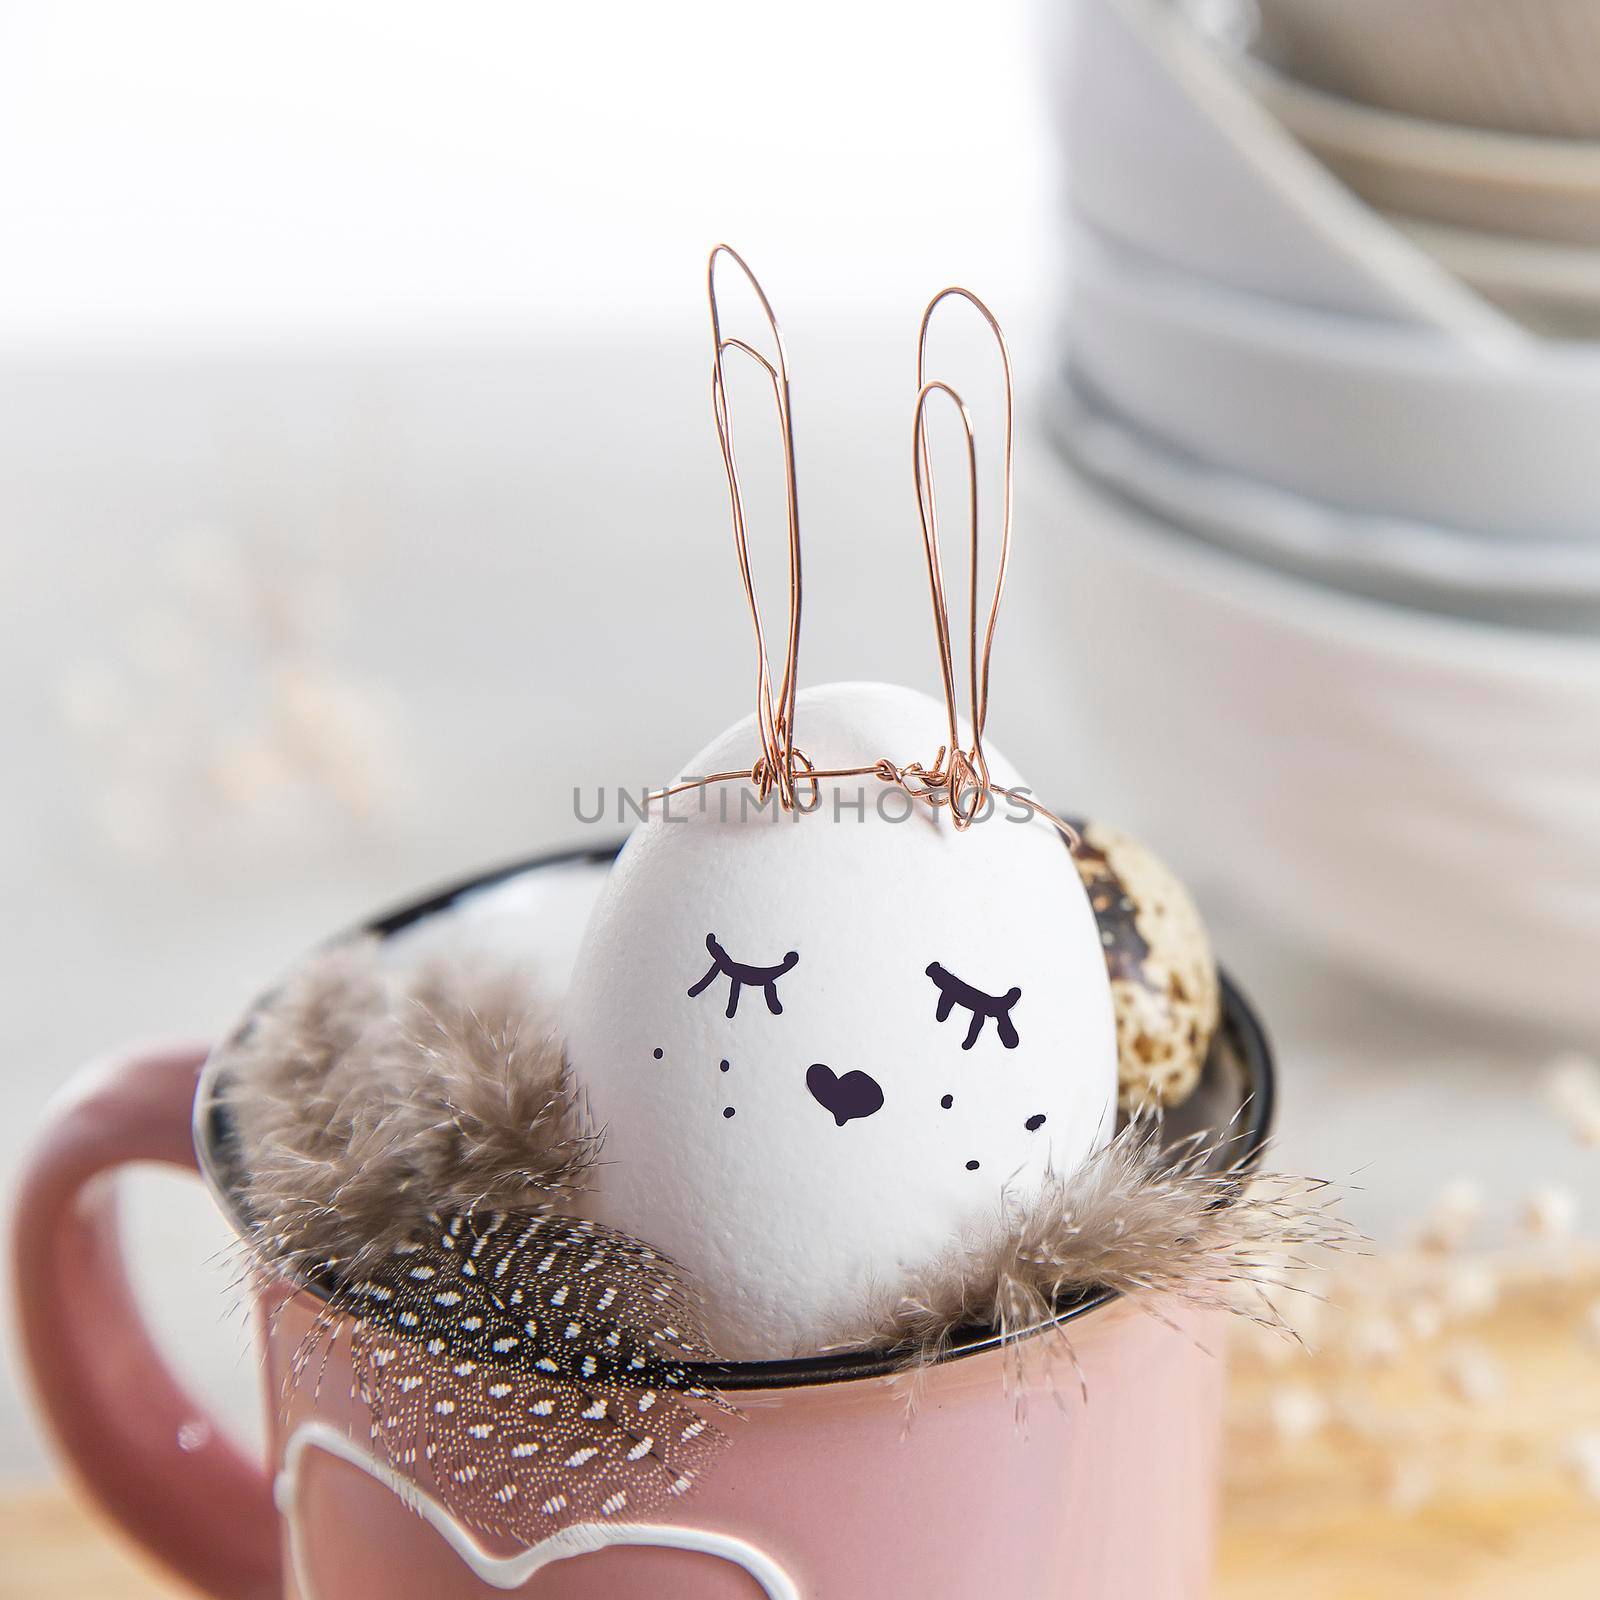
[688,933,799,1019]
[925,962,1021,1050]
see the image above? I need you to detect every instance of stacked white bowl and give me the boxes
[1036,0,1600,1034]
[1248,0,1600,337]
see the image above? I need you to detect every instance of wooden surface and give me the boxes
[6,1266,1599,1599]
[1217,1258,1600,1599]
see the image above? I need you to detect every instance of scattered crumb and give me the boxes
[1413,1179,1484,1254]
[1440,1344,1504,1407]
[1384,1460,1436,1516]
[1345,1314,1403,1367]
[1521,1186,1580,1242]
[1405,1300,1443,1345]
[1270,1384,1330,1444]
[1563,1432,1600,1502]
[1543,1052,1600,1148]
[1440,1262,1500,1322]
[59,523,402,862]
[1331,1388,1387,1442]
[1229,1178,1600,1527]
[1582,1299,1600,1352]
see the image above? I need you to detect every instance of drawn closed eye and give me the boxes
[925,961,1021,1050]
[688,933,799,1019]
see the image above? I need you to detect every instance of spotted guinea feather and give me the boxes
[330,1209,731,1544]
[220,944,733,1541]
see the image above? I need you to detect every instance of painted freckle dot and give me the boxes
[1025,1113,1047,1132]
[965,1159,980,1171]
[653,1048,664,1060]
[940,1094,953,1109]
[723,1107,736,1119]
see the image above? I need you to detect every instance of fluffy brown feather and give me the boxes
[845,1117,1354,1389]
[223,940,592,1277]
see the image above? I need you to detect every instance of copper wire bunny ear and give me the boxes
[647,246,1076,850]
[897,290,1079,849]
[706,243,809,809]
[910,289,1014,830]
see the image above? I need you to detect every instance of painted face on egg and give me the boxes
[565,681,1118,1360]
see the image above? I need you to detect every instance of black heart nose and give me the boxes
[806,1063,884,1127]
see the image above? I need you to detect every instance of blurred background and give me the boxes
[4,0,1600,1593]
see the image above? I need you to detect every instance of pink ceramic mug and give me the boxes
[13,852,1273,1600]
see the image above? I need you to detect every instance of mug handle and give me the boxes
[11,1041,282,1600]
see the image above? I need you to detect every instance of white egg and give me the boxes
[565,681,1117,1359]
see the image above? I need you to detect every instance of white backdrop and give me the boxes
[0,0,1058,346]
